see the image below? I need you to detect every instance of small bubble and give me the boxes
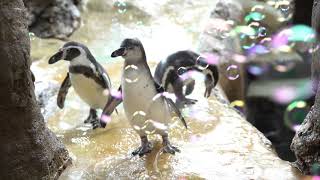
[110,89,122,99]
[232,54,247,63]
[124,65,139,83]
[284,101,309,131]
[272,86,296,104]
[247,65,266,75]
[101,115,112,124]
[273,61,296,72]
[277,0,290,12]
[196,55,210,70]
[114,1,127,14]
[29,32,36,41]
[226,65,240,80]
[258,27,267,37]
[230,100,245,113]
[177,67,188,76]
[311,163,320,176]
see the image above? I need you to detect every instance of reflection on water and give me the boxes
[30,0,304,179]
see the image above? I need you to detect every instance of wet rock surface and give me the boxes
[29,0,307,179]
[24,0,81,39]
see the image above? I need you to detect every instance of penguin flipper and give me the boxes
[153,80,187,129]
[165,97,188,129]
[96,63,112,89]
[57,73,72,109]
[100,86,122,128]
[102,85,122,116]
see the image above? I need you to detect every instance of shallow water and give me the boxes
[30,0,305,179]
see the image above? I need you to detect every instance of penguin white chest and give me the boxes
[69,73,108,109]
[122,67,171,134]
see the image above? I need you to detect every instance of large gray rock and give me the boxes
[290,0,320,175]
[24,0,81,39]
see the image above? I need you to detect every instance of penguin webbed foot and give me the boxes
[162,135,180,155]
[91,119,102,129]
[183,98,197,105]
[132,136,153,157]
[84,108,101,129]
[177,98,197,107]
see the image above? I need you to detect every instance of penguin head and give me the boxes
[48,42,85,64]
[111,38,146,63]
[203,65,219,98]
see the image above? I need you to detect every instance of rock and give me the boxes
[290,0,320,174]
[24,0,81,39]
[35,80,60,121]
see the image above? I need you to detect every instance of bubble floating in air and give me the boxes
[177,67,188,76]
[124,65,139,83]
[114,1,127,14]
[230,100,245,113]
[226,65,240,80]
[272,86,296,104]
[284,100,309,131]
[29,32,36,41]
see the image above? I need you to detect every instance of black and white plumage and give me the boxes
[154,50,219,105]
[102,38,187,157]
[48,41,112,129]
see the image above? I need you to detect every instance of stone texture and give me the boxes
[24,0,81,39]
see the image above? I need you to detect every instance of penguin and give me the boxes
[101,38,187,156]
[48,41,112,129]
[154,50,219,105]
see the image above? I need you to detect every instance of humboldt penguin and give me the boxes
[101,38,187,156]
[48,41,112,129]
[154,50,219,105]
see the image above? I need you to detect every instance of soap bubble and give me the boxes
[244,12,265,23]
[114,1,127,14]
[311,163,320,176]
[226,65,240,80]
[284,101,309,131]
[197,53,219,66]
[232,26,256,37]
[124,65,139,83]
[230,100,245,113]
[196,55,210,70]
[272,60,296,72]
[247,64,267,75]
[258,26,267,37]
[232,54,247,63]
[132,111,146,131]
[272,25,316,51]
[29,32,36,41]
[110,89,123,99]
[101,115,112,124]
[247,44,270,55]
[313,176,320,180]
[276,0,290,12]
[272,86,296,104]
[177,67,188,76]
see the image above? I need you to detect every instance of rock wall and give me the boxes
[24,0,81,39]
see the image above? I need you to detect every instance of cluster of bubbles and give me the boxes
[114,1,127,14]
[131,110,169,135]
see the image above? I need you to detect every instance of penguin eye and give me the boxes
[127,46,134,50]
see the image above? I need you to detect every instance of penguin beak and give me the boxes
[111,47,126,58]
[48,51,64,64]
